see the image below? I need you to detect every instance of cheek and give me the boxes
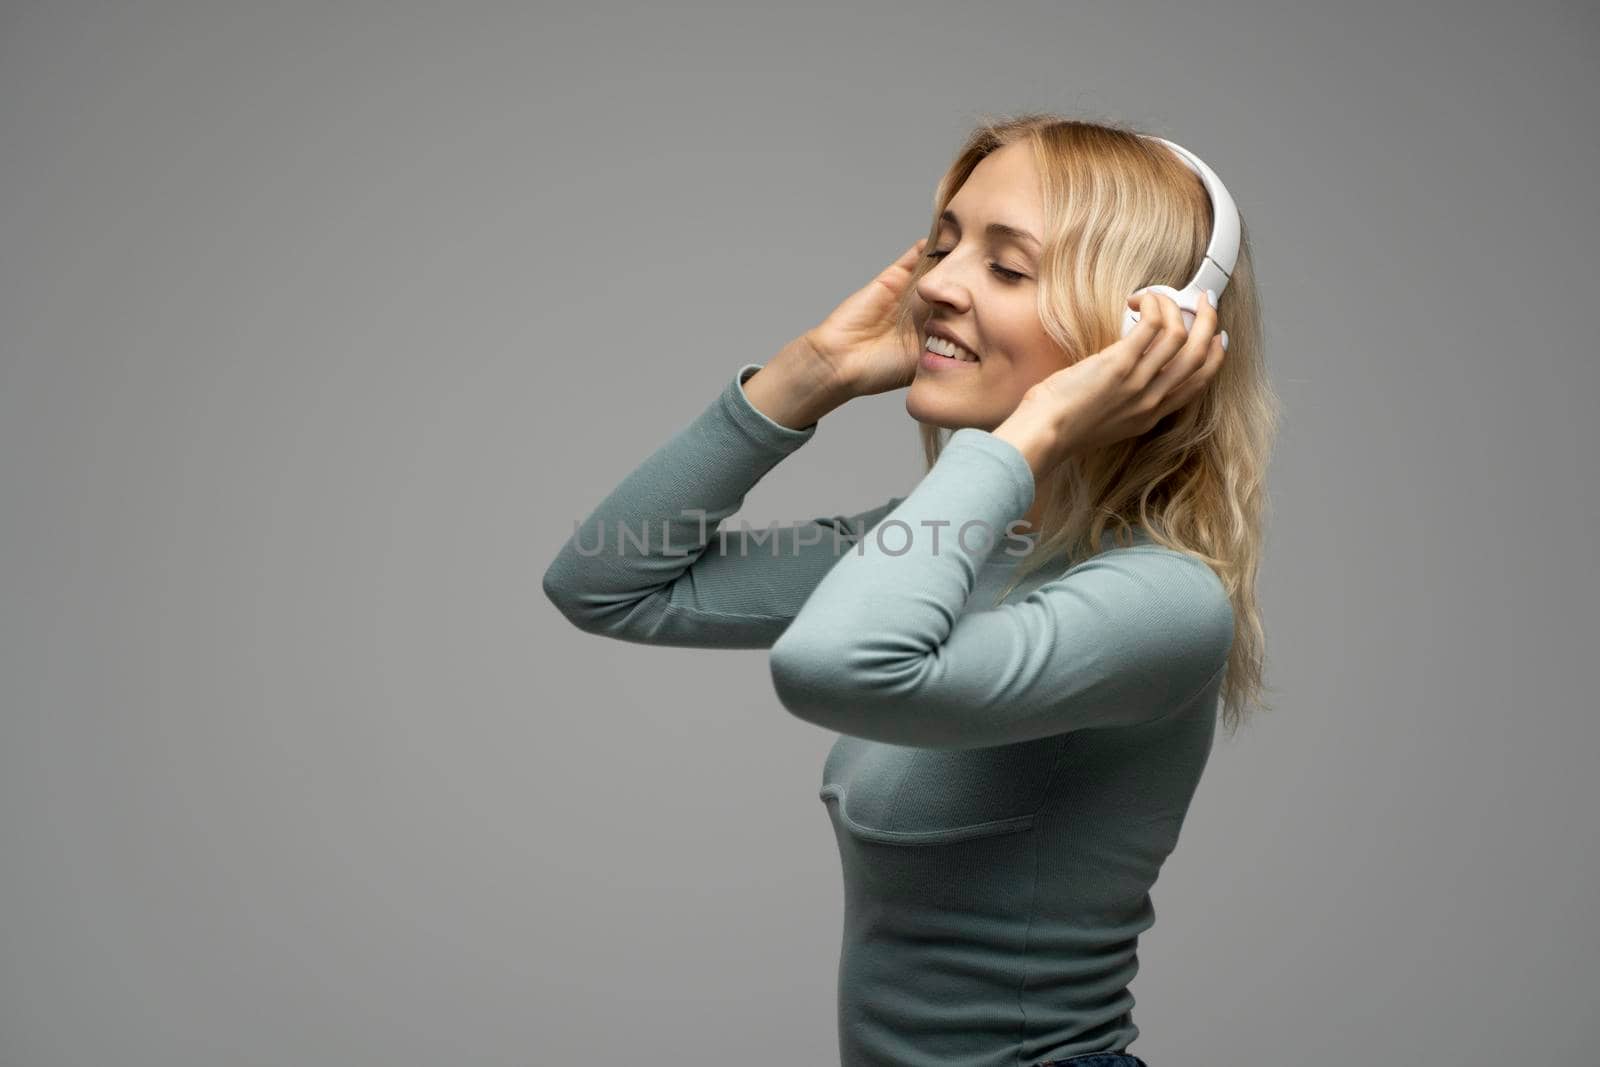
[989,305,1050,361]
[992,331,1061,387]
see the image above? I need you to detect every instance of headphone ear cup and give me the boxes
[1170,287,1200,332]
[1120,284,1198,339]
[1119,306,1142,341]
[1120,285,1155,340]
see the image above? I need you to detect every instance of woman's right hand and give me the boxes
[800,238,929,399]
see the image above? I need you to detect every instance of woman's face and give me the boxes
[908,141,1070,431]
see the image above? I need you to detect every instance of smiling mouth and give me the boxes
[923,335,980,363]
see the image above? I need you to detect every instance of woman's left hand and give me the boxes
[997,289,1227,473]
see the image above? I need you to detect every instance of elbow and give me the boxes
[542,556,603,634]
[541,562,582,630]
[771,634,960,747]
[769,628,856,731]
[769,627,912,733]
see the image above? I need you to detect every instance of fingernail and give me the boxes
[1220,330,1229,351]
[1206,288,1218,309]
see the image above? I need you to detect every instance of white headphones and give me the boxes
[1120,136,1240,347]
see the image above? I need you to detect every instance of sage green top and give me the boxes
[542,362,1235,1066]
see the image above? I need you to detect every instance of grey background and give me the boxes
[3,1,1595,1065]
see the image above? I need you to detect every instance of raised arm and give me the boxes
[767,427,1235,749]
[544,238,938,649]
[541,349,903,649]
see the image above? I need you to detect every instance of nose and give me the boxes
[915,253,971,313]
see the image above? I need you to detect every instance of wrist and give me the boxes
[991,395,1068,479]
[742,337,854,430]
[792,329,864,402]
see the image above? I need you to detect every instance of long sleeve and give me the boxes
[767,427,1236,749]
[541,362,905,649]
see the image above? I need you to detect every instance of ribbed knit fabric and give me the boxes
[542,362,1235,1066]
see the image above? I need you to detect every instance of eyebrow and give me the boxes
[938,209,1042,252]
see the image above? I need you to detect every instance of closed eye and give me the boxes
[925,250,1028,283]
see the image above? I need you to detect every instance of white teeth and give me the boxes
[925,335,978,362]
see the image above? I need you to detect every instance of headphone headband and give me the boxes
[1120,135,1241,340]
[1144,135,1240,297]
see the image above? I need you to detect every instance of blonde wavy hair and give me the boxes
[890,113,1281,737]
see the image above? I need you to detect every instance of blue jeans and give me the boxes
[1034,1053,1149,1067]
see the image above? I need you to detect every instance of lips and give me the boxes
[924,322,979,360]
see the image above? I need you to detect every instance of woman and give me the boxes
[543,114,1278,1067]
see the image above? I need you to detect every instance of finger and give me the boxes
[1190,290,1224,360]
[877,239,931,291]
[1182,333,1226,402]
[1196,287,1216,342]
[1145,333,1204,404]
[1132,292,1187,386]
[1145,296,1215,401]
[1154,333,1225,420]
[1201,289,1223,343]
[1190,294,1229,363]
[889,238,929,278]
[1121,291,1166,366]
[1192,288,1216,337]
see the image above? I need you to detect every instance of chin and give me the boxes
[905,385,980,431]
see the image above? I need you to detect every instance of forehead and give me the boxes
[944,141,1043,228]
